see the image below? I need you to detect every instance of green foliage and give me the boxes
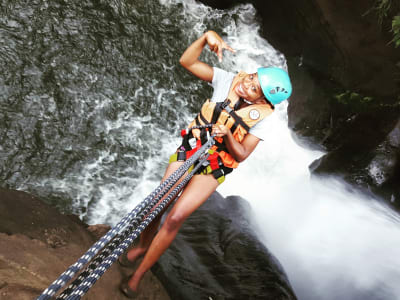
[392,15,400,47]
[334,91,374,106]
[367,0,400,48]
[374,0,393,25]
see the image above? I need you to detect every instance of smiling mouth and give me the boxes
[237,83,247,97]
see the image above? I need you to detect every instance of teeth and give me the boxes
[239,84,245,95]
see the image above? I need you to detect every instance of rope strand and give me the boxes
[65,151,211,299]
[37,135,215,300]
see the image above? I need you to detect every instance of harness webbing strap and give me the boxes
[200,165,225,184]
[213,138,228,153]
[176,151,186,161]
[211,168,225,184]
[198,111,209,125]
[227,110,250,133]
[204,99,251,136]
[210,100,225,125]
[234,98,243,110]
[169,146,227,184]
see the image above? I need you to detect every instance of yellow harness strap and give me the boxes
[200,165,225,184]
[169,153,194,173]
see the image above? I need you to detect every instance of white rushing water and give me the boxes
[42,0,400,299]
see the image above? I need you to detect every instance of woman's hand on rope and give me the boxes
[212,124,229,137]
[205,31,235,62]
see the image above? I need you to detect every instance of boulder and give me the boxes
[310,117,400,210]
[153,192,297,300]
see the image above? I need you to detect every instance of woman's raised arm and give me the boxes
[179,30,235,82]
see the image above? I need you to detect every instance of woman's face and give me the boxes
[234,73,264,102]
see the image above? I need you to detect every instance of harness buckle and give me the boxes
[176,151,186,161]
[224,106,233,113]
[221,99,231,109]
[201,159,210,167]
[188,137,197,149]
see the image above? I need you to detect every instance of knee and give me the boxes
[163,213,186,233]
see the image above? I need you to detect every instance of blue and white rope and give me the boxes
[57,215,142,299]
[56,156,195,299]
[65,151,211,299]
[37,136,215,300]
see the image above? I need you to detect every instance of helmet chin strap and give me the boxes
[241,97,268,107]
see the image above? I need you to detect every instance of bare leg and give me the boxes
[125,214,162,261]
[125,161,184,261]
[127,174,219,291]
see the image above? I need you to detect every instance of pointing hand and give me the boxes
[205,31,235,62]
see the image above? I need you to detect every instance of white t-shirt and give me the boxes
[210,67,271,141]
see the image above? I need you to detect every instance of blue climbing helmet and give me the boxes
[257,67,292,105]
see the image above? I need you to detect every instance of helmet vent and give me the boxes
[278,86,289,94]
[269,88,276,94]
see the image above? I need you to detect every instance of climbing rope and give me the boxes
[64,149,211,299]
[56,140,212,299]
[37,129,215,300]
[56,206,146,299]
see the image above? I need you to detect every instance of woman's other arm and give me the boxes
[212,124,260,163]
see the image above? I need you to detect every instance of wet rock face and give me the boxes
[153,192,297,300]
[310,117,400,210]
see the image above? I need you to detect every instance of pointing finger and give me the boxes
[217,47,223,62]
[224,44,236,53]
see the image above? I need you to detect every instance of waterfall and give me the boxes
[1,0,399,299]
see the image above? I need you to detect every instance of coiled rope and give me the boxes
[37,127,215,300]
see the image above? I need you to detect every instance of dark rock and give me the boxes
[375,120,400,204]
[199,0,400,99]
[286,58,338,149]
[311,116,400,210]
[0,280,7,289]
[0,188,170,300]
[0,188,93,247]
[153,192,297,300]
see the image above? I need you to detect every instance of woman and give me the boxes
[120,30,292,297]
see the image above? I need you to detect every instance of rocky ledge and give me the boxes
[0,188,169,300]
